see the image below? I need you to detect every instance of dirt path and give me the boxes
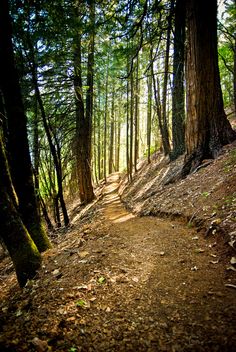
[0,173,236,351]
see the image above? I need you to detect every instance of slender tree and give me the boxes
[171,0,185,160]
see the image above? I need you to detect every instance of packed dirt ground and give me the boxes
[0,142,236,352]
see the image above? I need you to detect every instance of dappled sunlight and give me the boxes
[113,213,135,223]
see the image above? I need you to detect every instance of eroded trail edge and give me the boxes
[0,173,236,351]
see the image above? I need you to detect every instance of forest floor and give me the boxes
[0,142,236,352]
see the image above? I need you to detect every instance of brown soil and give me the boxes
[0,149,236,352]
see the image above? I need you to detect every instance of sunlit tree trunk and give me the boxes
[182,0,236,176]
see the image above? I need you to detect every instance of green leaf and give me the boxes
[98,276,106,284]
[76,299,86,307]
[68,348,77,352]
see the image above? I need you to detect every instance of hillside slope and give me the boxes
[120,141,236,254]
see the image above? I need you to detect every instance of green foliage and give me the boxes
[68,347,77,352]
[224,149,236,173]
[201,191,210,198]
[75,299,86,308]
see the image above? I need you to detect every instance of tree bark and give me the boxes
[74,0,95,204]
[0,129,41,287]
[109,87,115,174]
[134,56,140,172]
[171,0,185,160]
[0,0,51,252]
[182,0,236,176]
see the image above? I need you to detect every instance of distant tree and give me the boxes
[182,0,236,176]
[0,0,51,252]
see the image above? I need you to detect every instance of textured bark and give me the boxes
[74,0,95,204]
[147,49,153,164]
[134,56,140,172]
[109,88,115,174]
[182,0,236,176]
[0,131,41,287]
[171,0,185,160]
[161,0,174,156]
[0,0,51,252]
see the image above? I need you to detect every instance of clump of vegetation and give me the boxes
[224,149,236,173]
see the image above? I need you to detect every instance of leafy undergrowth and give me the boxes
[0,146,236,352]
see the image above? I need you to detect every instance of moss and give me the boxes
[11,229,42,287]
[27,220,51,253]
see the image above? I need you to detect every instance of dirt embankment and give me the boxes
[120,141,236,254]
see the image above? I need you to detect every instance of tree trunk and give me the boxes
[129,69,134,179]
[104,58,109,182]
[74,0,95,204]
[171,0,185,160]
[109,87,115,174]
[182,0,236,176]
[161,0,174,156]
[147,52,152,163]
[0,0,51,252]
[0,129,41,287]
[126,73,130,181]
[134,56,140,172]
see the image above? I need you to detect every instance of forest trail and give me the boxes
[0,173,236,351]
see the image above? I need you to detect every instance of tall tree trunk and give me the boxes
[147,51,152,163]
[0,129,41,287]
[97,82,102,180]
[182,0,236,176]
[134,56,140,172]
[109,87,115,174]
[115,111,121,172]
[126,71,131,181]
[129,69,134,179]
[104,58,109,182]
[161,0,175,156]
[0,0,50,252]
[171,0,185,160]
[74,1,95,204]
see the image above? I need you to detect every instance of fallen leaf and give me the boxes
[132,277,139,282]
[192,236,199,240]
[79,251,89,259]
[225,284,236,289]
[195,248,205,253]
[210,260,219,264]
[230,257,236,265]
[31,337,49,352]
